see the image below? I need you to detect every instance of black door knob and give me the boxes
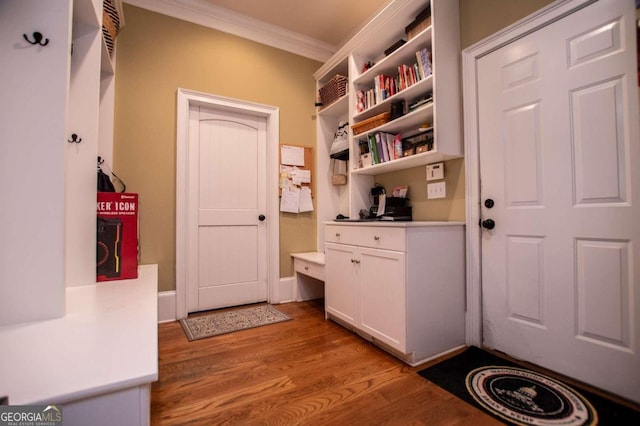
[258,215,266,221]
[482,219,495,230]
[484,199,495,208]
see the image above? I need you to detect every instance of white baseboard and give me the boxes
[278,276,296,304]
[158,291,176,323]
[160,275,324,322]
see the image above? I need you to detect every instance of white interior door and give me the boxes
[479,0,640,402]
[187,106,268,312]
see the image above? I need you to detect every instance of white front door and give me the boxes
[187,106,268,312]
[478,0,640,402]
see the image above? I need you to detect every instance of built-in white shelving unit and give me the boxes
[314,0,463,249]
[0,0,122,325]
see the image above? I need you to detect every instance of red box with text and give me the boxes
[97,192,139,281]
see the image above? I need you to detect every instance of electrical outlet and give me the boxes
[426,162,444,181]
[427,181,446,199]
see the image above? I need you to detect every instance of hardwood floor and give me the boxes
[151,300,501,425]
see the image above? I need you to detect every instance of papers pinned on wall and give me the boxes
[279,186,314,213]
[299,187,314,212]
[279,144,314,213]
[280,187,300,213]
[280,145,305,166]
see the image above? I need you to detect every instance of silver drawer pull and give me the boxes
[374,236,380,241]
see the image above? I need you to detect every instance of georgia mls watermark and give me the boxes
[0,405,63,426]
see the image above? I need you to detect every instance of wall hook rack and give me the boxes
[23,32,49,46]
[68,133,82,143]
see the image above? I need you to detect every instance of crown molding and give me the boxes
[123,0,336,62]
[314,0,416,79]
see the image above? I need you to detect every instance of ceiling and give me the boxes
[201,0,392,47]
[124,0,394,61]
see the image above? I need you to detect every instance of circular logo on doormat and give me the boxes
[466,366,597,425]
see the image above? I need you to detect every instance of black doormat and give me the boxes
[418,346,640,425]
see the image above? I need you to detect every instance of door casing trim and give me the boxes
[462,0,592,346]
[175,88,280,320]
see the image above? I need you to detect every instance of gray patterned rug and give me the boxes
[179,304,291,341]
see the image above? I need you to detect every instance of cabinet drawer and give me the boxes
[294,258,325,281]
[325,225,406,251]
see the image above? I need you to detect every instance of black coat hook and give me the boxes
[68,134,82,144]
[23,32,49,46]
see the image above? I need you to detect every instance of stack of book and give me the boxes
[408,92,433,112]
[357,132,403,166]
[375,74,397,103]
[355,48,432,113]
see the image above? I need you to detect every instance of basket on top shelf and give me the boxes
[103,0,123,57]
[318,75,348,110]
[405,7,431,40]
[351,112,391,136]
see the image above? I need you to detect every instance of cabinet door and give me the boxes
[359,247,406,351]
[324,243,359,327]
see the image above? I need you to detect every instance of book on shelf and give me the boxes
[386,133,397,161]
[397,63,419,91]
[363,132,401,165]
[393,134,403,159]
[409,92,433,112]
[356,88,379,113]
[354,48,431,114]
[368,134,380,164]
[416,48,432,80]
[377,132,389,162]
[373,74,399,104]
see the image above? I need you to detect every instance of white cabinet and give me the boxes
[0,0,120,325]
[324,222,465,366]
[325,243,359,326]
[314,0,461,241]
[359,247,406,350]
[325,243,406,348]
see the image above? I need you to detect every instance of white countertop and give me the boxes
[291,252,326,265]
[324,220,465,227]
[0,265,158,405]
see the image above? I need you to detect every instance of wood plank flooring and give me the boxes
[151,300,500,425]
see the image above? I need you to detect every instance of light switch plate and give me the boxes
[427,181,446,199]
[426,162,444,181]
